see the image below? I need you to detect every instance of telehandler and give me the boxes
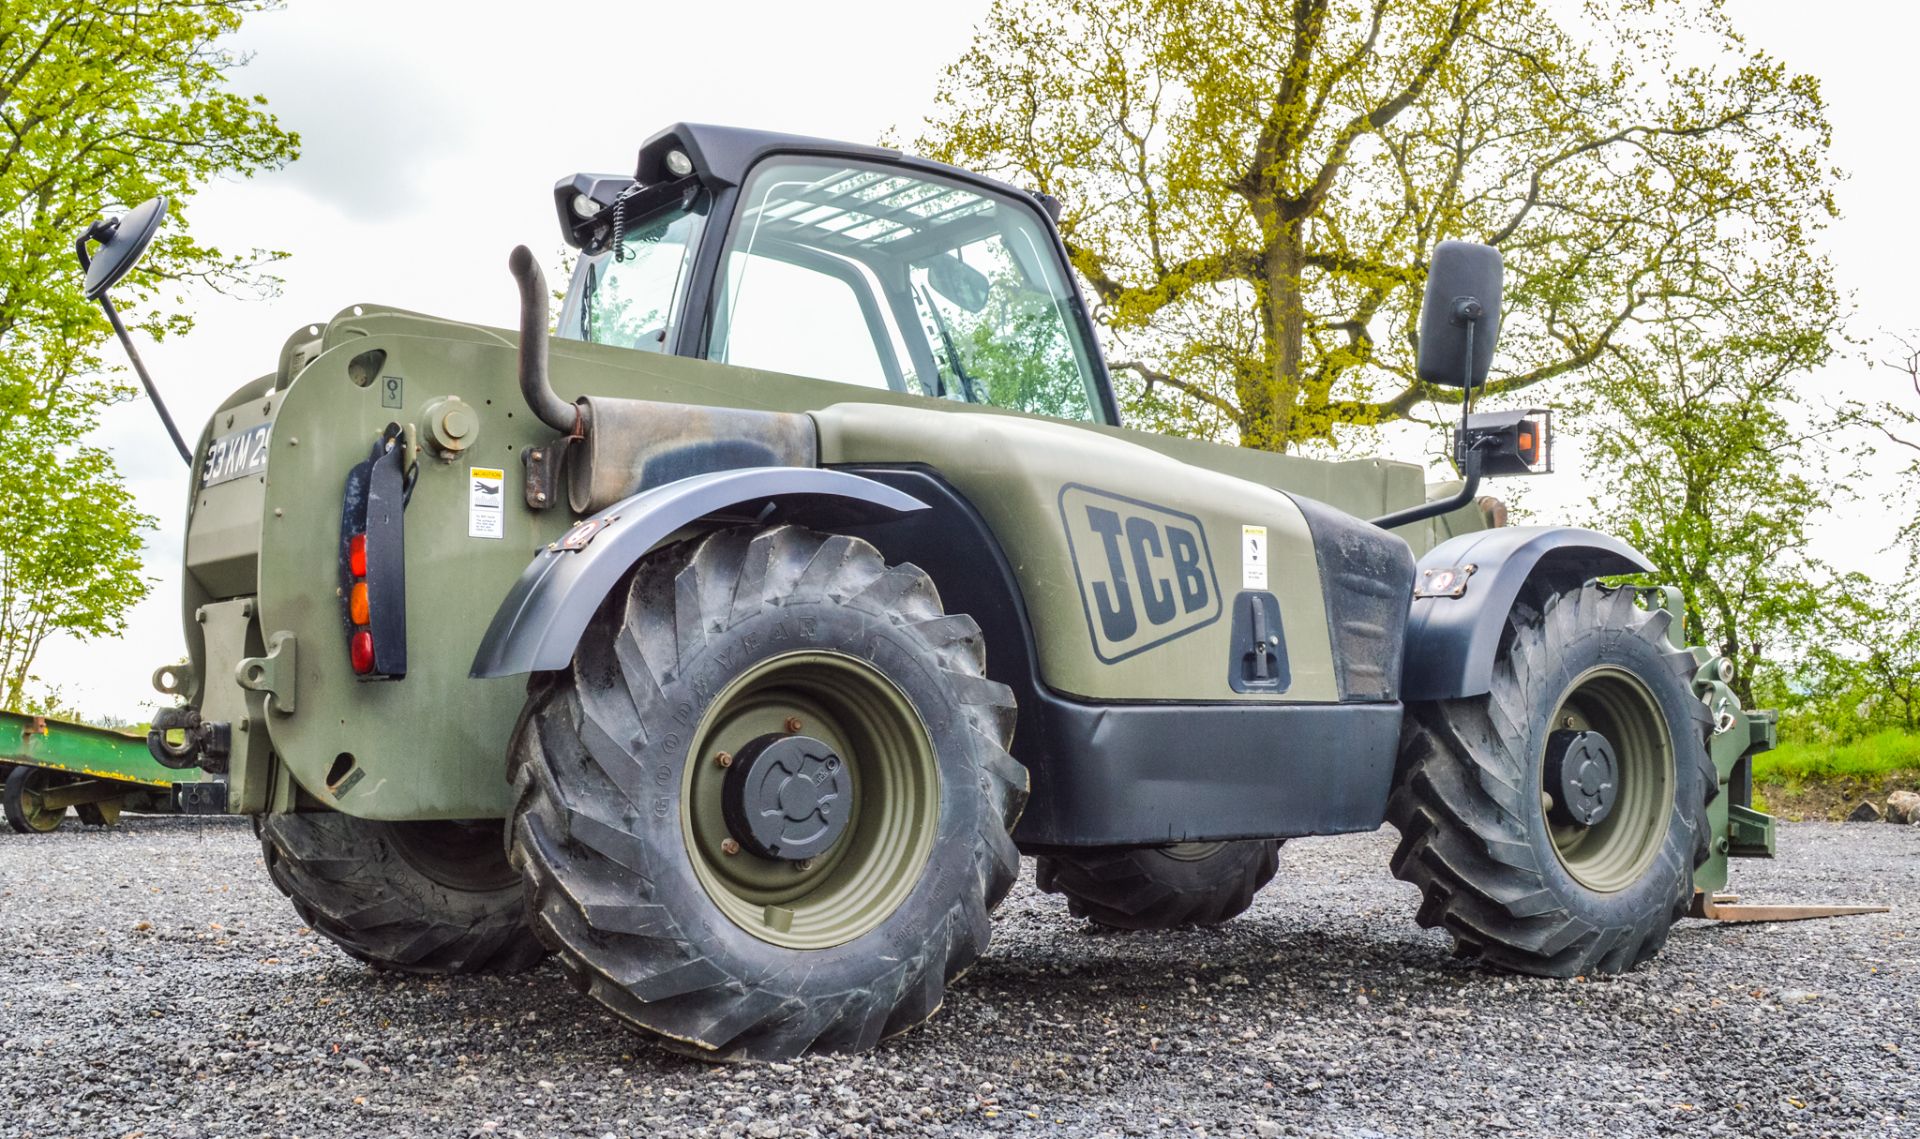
[77,123,1804,1060]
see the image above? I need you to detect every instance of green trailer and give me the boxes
[0,710,213,833]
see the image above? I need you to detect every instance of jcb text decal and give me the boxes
[1058,484,1222,663]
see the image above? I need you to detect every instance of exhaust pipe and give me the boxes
[507,245,580,435]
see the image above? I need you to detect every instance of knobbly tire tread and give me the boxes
[1035,841,1282,930]
[507,524,1026,1061]
[255,813,548,975]
[1386,583,1716,977]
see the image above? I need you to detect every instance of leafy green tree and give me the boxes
[0,432,149,710]
[1772,575,1920,742]
[1578,282,1844,706]
[916,0,1837,452]
[0,1,298,708]
[1850,333,1920,570]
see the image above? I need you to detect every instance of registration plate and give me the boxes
[201,422,273,488]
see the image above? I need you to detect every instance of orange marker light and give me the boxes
[350,582,370,625]
[348,534,367,578]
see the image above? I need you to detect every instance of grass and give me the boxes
[1750,730,1920,819]
[1755,730,1920,784]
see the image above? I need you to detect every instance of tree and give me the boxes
[1773,575,1920,743]
[1851,332,1920,570]
[916,0,1837,452]
[0,2,298,707]
[1577,276,1844,705]
[0,431,148,710]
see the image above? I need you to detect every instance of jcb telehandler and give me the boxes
[79,123,1788,1060]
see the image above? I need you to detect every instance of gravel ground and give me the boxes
[1,817,1914,1139]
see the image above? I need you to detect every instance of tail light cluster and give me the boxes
[340,425,412,680]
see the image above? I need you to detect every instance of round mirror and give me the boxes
[82,196,168,300]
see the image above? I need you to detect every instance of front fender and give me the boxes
[1401,526,1653,701]
[469,467,927,677]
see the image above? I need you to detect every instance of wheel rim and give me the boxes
[1160,842,1226,862]
[682,651,940,950]
[384,820,517,891]
[15,769,65,833]
[1542,666,1674,893]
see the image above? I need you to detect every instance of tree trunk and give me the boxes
[1237,225,1308,452]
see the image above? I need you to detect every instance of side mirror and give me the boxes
[1457,408,1552,477]
[925,254,991,314]
[81,196,168,301]
[1416,240,1502,388]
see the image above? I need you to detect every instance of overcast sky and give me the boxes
[33,0,1919,720]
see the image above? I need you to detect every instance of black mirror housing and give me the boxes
[81,196,168,301]
[1416,240,1503,388]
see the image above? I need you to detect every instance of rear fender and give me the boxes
[1401,526,1653,701]
[469,467,927,677]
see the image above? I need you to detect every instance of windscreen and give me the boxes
[708,160,1105,422]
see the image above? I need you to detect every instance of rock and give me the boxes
[1254,1122,1283,1138]
[1887,790,1920,825]
[1846,800,1881,823]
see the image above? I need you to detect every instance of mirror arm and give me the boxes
[76,222,191,466]
[96,290,192,466]
[1371,315,1483,531]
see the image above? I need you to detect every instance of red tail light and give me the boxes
[349,630,375,674]
[340,424,411,680]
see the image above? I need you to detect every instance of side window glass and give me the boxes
[563,201,705,352]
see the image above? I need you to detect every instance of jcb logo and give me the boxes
[1059,485,1222,663]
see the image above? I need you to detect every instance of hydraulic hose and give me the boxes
[508,245,579,435]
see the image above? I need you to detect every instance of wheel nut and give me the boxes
[1563,716,1575,728]
[721,838,741,856]
[715,751,733,768]
[783,717,804,734]
[794,858,813,871]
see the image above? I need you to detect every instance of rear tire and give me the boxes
[5,766,67,834]
[256,813,548,974]
[1036,841,1281,930]
[509,524,1026,1060]
[1387,583,1714,976]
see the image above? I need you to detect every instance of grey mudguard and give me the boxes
[469,467,928,677]
[1401,526,1654,701]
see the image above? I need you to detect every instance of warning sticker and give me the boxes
[1242,525,1268,589]
[469,467,505,539]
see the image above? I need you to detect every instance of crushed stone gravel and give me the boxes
[1,817,1914,1138]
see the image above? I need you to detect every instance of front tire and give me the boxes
[1036,841,1281,930]
[1387,583,1714,976]
[509,525,1026,1060]
[256,813,548,974]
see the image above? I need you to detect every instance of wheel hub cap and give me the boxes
[1545,729,1618,827]
[722,733,851,861]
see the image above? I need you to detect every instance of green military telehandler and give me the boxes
[76,123,1818,1060]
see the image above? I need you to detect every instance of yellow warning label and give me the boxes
[469,467,505,539]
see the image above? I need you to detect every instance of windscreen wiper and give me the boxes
[917,285,982,404]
